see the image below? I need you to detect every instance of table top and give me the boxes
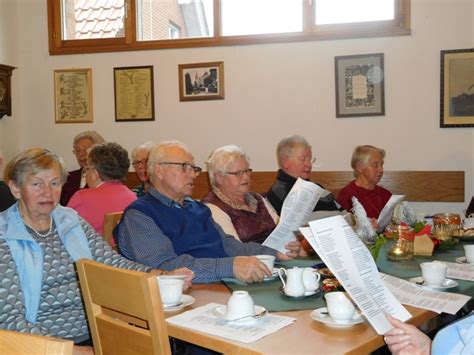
[166,283,436,355]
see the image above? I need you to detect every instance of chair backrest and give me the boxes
[103,211,123,250]
[76,259,171,355]
[0,329,73,354]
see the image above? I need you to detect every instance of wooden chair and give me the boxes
[102,211,123,251]
[0,329,73,354]
[76,259,171,355]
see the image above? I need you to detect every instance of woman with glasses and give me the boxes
[68,142,137,238]
[202,145,278,243]
[130,141,155,197]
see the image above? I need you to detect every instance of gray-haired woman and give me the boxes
[0,148,193,352]
[202,145,279,244]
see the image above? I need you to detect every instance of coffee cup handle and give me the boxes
[277,268,287,288]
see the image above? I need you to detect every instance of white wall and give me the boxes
[1,0,473,215]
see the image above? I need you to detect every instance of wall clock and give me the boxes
[0,64,16,118]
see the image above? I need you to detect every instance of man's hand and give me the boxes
[384,315,431,355]
[233,256,271,283]
[164,268,194,290]
[276,240,301,260]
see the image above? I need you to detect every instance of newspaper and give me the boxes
[301,216,412,335]
[381,273,470,315]
[442,261,474,282]
[263,178,323,253]
[166,303,296,343]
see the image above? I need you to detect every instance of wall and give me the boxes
[1,0,473,215]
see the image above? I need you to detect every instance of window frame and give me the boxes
[48,0,410,55]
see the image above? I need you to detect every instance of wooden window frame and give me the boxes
[48,0,410,55]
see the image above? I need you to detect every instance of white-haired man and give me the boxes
[117,141,299,283]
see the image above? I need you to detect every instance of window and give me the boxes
[48,0,410,55]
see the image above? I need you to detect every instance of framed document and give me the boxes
[178,61,224,102]
[54,68,93,123]
[114,66,154,121]
[440,48,474,128]
[335,53,385,118]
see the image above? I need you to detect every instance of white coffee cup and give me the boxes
[225,290,255,320]
[464,245,474,264]
[256,255,276,275]
[325,292,355,323]
[302,267,321,293]
[420,261,447,286]
[157,277,184,306]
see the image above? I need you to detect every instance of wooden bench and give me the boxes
[125,171,465,202]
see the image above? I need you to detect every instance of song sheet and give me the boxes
[442,261,474,281]
[302,216,411,335]
[381,273,470,315]
[263,178,323,253]
[166,303,296,343]
[377,195,405,232]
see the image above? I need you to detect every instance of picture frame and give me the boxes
[335,53,385,118]
[54,68,93,123]
[178,61,224,102]
[440,48,474,128]
[114,66,155,122]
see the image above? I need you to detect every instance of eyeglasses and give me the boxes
[296,156,316,164]
[72,149,88,156]
[132,159,148,168]
[159,162,202,175]
[225,168,253,177]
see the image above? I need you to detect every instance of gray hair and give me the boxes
[351,145,386,177]
[147,141,192,183]
[131,141,156,161]
[4,148,68,187]
[276,134,311,168]
[206,145,250,187]
[73,130,105,147]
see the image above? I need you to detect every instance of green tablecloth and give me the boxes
[376,240,474,298]
[222,257,325,312]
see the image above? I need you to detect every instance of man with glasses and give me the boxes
[117,141,299,283]
[130,141,155,197]
[60,130,105,206]
[267,134,342,216]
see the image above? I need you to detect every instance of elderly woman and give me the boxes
[68,142,137,237]
[202,145,279,243]
[60,130,105,206]
[0,148,193,352]
[130,141,155,197]
[337,145,392,219]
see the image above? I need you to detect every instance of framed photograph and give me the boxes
[178,61,224,102]
[54,68,93,123]
[114,66,154,122]
[335,53,385,117]
[440,48,474,128]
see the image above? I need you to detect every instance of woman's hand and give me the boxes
[370,218,380,231]
[384,315,431,355]
[276,240,301,260]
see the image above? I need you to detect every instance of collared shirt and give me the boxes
[118,187,277,283]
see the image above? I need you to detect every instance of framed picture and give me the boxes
[54,68,93,123]
[114,66,154,122]
[335,53,385,118]
[440,48,474,128]
[178,61,224,102]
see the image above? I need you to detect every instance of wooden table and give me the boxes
[166,283,437,355]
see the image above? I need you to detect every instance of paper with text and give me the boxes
[263,178,323,253]
[301,216,411,335]
[166,303,296,343]
[442,261,474,281]
[377,195,405,232]
[381,273,470,315]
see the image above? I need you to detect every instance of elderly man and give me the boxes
[267,134,342,216]
[117,141,299,283]
[60,130,105,205]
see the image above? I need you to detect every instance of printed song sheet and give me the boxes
[377,195,405,232]
[442,261,474,281]
[301,216,411,334]
[381,273,470,315]
[166,303,296,343]
[263,178,323,253]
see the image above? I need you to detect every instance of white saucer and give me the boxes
[455,256,473,265]
[310,307,364,328]
[212,305,266,323]
[263,269,279,281]
[408,277,459,290]
[279,286,320,299]
[163,294,195,312]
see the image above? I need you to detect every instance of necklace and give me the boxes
[20,211,54,238]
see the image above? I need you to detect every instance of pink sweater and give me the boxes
[68,181,137,236]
